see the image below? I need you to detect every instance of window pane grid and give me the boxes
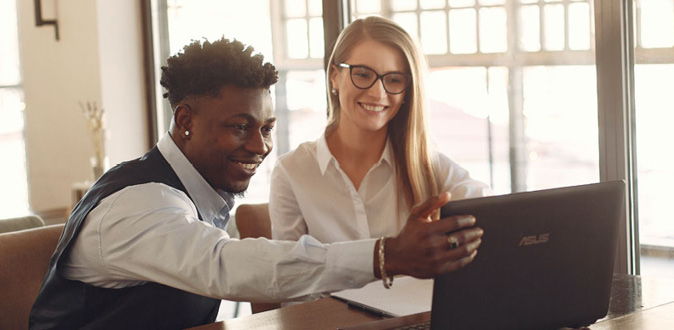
[349,1,595,56]
[352,2,511,55]
[516,0,594,52]
[345,1,674,59]
[283,0,324,59]
[347,0,605,60]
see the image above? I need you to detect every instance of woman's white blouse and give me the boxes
[270,134,490,243]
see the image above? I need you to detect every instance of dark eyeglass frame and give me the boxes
[337,63,410,95]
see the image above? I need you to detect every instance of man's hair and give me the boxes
[160,37,278,107]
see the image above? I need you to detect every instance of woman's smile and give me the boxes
[359,102,388,112]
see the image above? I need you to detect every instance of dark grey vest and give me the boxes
[29,147,221,330]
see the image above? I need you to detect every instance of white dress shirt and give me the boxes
[63,134,376,302]
[270,134,489,243]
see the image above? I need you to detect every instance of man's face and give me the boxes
[176,86,275,194]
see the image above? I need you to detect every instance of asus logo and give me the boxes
[518,233,550,246]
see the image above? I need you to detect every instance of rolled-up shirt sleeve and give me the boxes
[63,182,376,303]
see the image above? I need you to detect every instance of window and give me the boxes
[283,0,325,59]
[632,0,674,277]
[0,0,29,218]
[271,0,327,154]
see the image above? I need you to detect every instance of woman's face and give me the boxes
[330,39,409,135]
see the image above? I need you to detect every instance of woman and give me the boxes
[269,16,488,243]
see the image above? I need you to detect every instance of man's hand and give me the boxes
[375,192,484,279]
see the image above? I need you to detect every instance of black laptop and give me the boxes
[429,180,625,330]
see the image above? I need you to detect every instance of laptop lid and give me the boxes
[431,180,625,330]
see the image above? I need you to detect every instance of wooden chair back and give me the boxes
[235,204,280,314]
[0,224,64,330]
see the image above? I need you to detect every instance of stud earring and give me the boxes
[184,130,190,136]
[331,88,338,95]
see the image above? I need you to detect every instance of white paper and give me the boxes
[331,276,433,317]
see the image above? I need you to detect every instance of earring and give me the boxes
[184,130,190,136]
[331,88,338,95]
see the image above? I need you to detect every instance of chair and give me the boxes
[0,215,45,234]
[0,224,64,330]
[235,203,280,314]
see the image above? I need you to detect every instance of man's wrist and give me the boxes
[373,239,382,279]
[384,236,399,277]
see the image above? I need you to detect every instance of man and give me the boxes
[29,38,483,329]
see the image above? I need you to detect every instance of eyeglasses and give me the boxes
[337,63,410,95]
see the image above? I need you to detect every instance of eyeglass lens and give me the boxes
[350,66,408,94]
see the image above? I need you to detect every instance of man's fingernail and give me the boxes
[461,216,476,225]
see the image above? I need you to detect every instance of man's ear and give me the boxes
[173,103,192,132]
[174,103,193,139]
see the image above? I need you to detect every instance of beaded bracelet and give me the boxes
[378,237,394,289]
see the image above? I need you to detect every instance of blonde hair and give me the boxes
[326,16,438,207]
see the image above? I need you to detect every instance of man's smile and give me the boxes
[228,158,262,175]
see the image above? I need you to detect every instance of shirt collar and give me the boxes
[380,139,394,167]
[316,132,394,176]
[157,133,234,224]
[316,133,333,175]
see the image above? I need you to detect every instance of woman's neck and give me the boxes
[326,123,388,190]
[330,123,387,160]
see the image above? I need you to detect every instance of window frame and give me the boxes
[594,0,639,274]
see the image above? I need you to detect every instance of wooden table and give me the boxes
[191,297,383,330]
[592,302,674,329]
[189,274,674,330]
